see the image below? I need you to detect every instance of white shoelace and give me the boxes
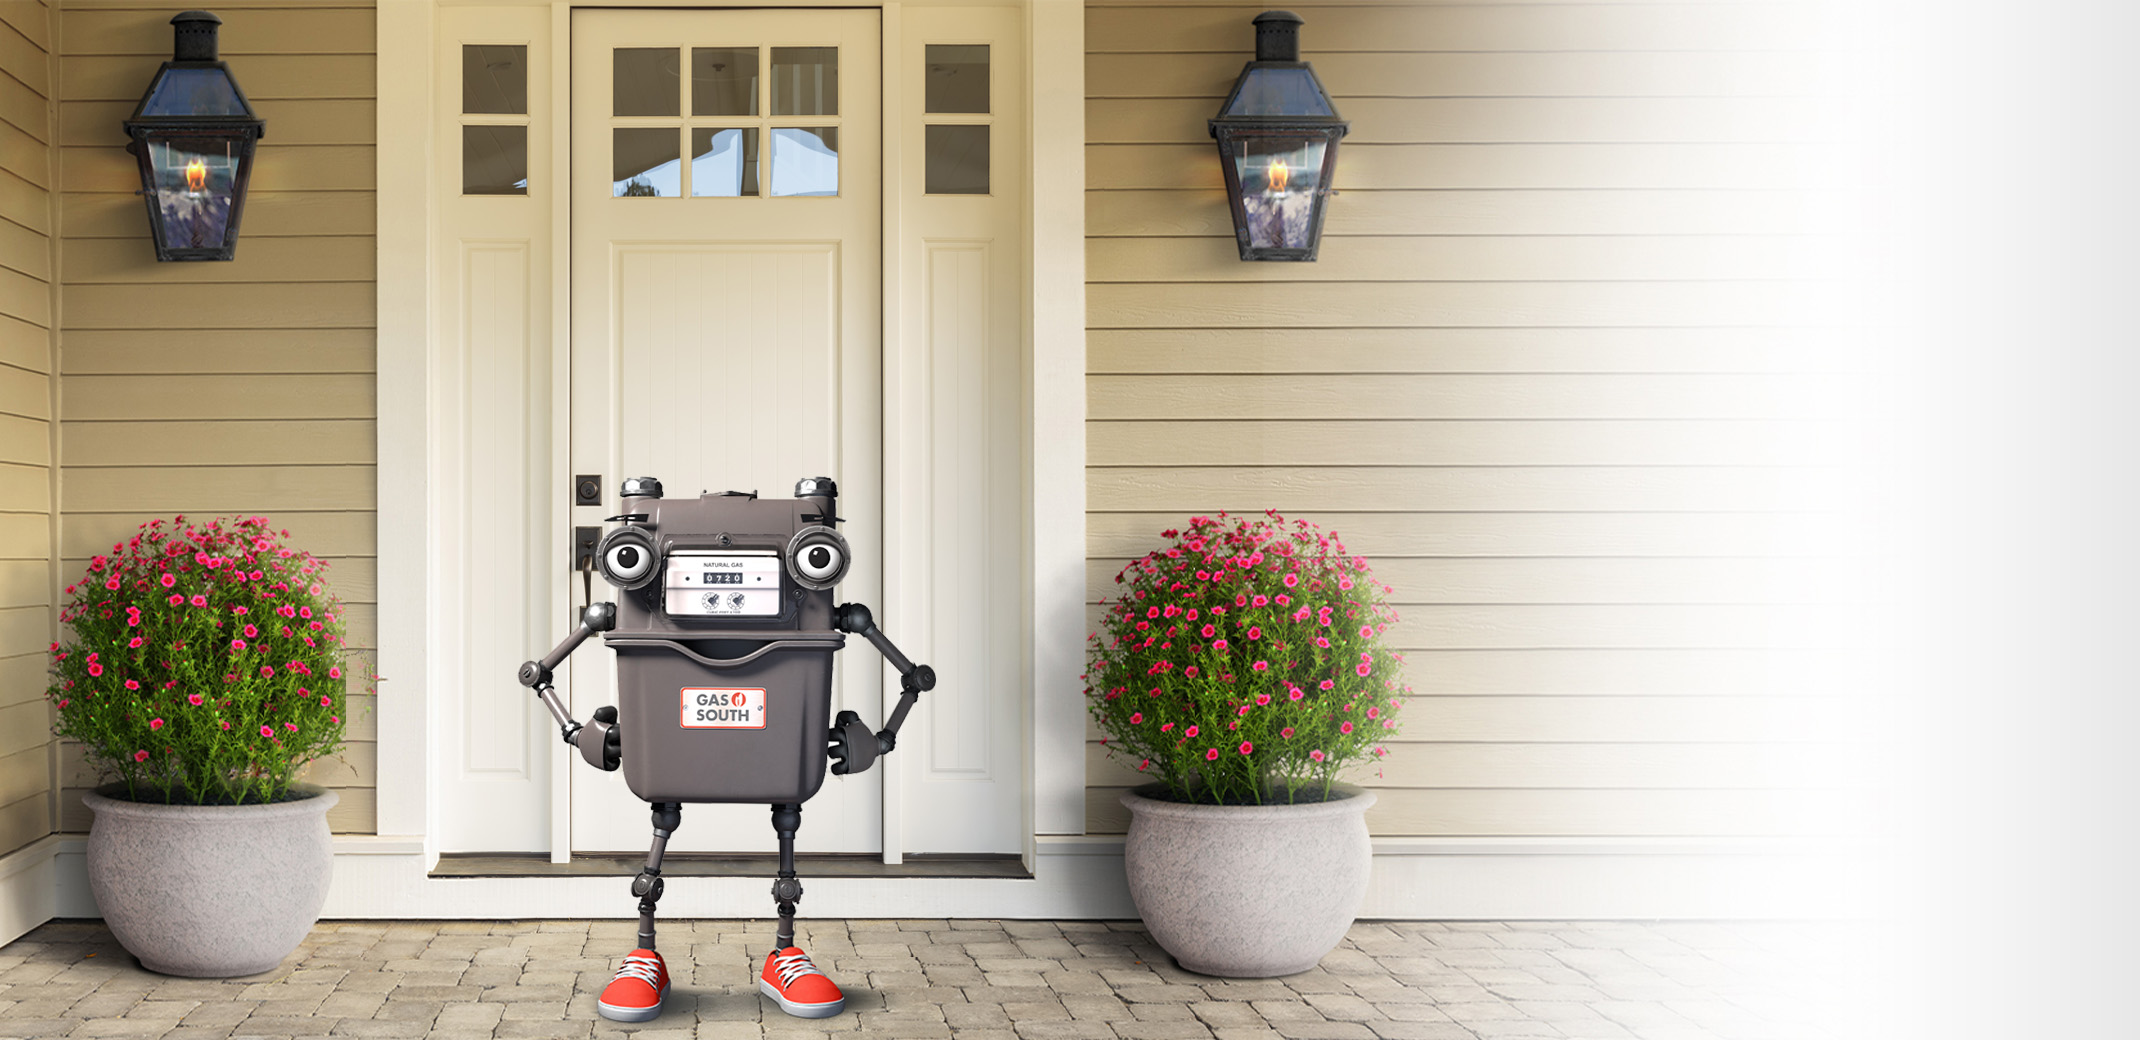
[770,950,825,988]
[615,953,665,988]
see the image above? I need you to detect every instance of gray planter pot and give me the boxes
[84,785,337,977]
[1120,784,1375,977]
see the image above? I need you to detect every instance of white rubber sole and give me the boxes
[758,977,846,1019]
[596,989,666,1023]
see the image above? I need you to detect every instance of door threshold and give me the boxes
[430,852,1029,880]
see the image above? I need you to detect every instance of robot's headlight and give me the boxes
[597,527,659,590]
[784,526,850,590]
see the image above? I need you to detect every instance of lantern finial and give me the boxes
[1252,11,1303,62]
[170,11,223,62]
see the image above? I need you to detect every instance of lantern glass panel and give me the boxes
[145,137,240,251]
[140,68,248,117]
[1229,135,1328,252]
[1220,67,1333,118]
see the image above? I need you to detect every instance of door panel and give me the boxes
[569,8,882,854]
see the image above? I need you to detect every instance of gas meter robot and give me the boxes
[515,475,933,1023]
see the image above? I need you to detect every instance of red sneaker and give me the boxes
[758,946,845,1018]
[597,948,669,1022]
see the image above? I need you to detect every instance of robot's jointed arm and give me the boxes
[826,603,935,776]
[516,602,622,771]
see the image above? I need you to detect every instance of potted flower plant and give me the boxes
[47,515,359,977]
[1086,510,1408,977]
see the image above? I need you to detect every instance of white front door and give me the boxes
[567,8,882,854]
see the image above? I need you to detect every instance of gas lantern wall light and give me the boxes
[123,11,266,261]
[1208,10,1349,261]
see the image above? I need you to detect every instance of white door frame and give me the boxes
[374,0,1086,866]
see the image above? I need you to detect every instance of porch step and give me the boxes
[429,852,1029,880]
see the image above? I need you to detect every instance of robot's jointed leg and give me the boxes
[636,802,682,949]
[595,802,680,1024]
[756,803,846,1019]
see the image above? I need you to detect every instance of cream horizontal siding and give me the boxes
[0,0,54,859]
[54,2,377,835]
[1084,1,1852,837]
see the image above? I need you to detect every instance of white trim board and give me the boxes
[33,837,1865,923]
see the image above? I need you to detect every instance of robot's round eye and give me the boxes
[799,543,842,581]
[607,544,649,580]
[597,528,659,590]
[784,526,850,590]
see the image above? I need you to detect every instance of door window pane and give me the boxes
[614,128,679,197]
[463,45,527,114]
[925,45,988,114]
[925,124,988,195]
[465,125,529,195]
[614,48,680,117]
[692,128,759,197]
[769,127,838,197]
[771,47,838,116]
[692,47,758,116]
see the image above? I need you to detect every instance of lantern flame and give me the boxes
[1266,159,1290,194]
[184,159,208,193]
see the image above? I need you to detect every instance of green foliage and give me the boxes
[1084,511,1410,805]
[47,516,361,805]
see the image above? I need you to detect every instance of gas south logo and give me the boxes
[679,687,768,729]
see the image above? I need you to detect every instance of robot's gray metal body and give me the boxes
[516,475,932,954]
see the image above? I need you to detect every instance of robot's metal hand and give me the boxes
[828,603,935,776]
[575,705,622,771]
[517,603,620,762]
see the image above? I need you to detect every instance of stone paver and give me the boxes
[0,919,1860,1039]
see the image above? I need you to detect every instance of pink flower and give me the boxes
[1238,741,1253,755]
[189,595,207,607]
[149,717,164,730]
[1129,712,1143,724]
[231,639,247,650]
[219,721,230,730]
[1247,626,1262,640]
[243,625,258,638]
[1200,624,1216,638]
[87,663,103,677]
[1185,725,1199,738]
[1237,705,1251,716]
[133,750,149,763]
[1213,639,1229,650]
[128,637,143,648]
[124,680,140,691]
[168,594,184,606]
[1184,665,1200,678]
[1204,748,1219,761]
[1138,759,1149,772]
[1367,707,1380,719]
[233,606,249,616]
[1283,573,1298,588]
[1319,679,1336,691]
[260,725,274,737]
[1356,663,1372,677]
[1340,721,1354,734]
[1360,625,1373,638]
[1160,723,1174,733]
[285,722,298,732]
[1256,692,1271,705]
[1315,636,1331,648]
[1252,661,1268,672]
[1288,686,1304,702]
[1310,749,1326,762]
[1339,576,1354,590]
[103,577,119,591]
[188,693,205,706]
[1281,726,1295,738]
